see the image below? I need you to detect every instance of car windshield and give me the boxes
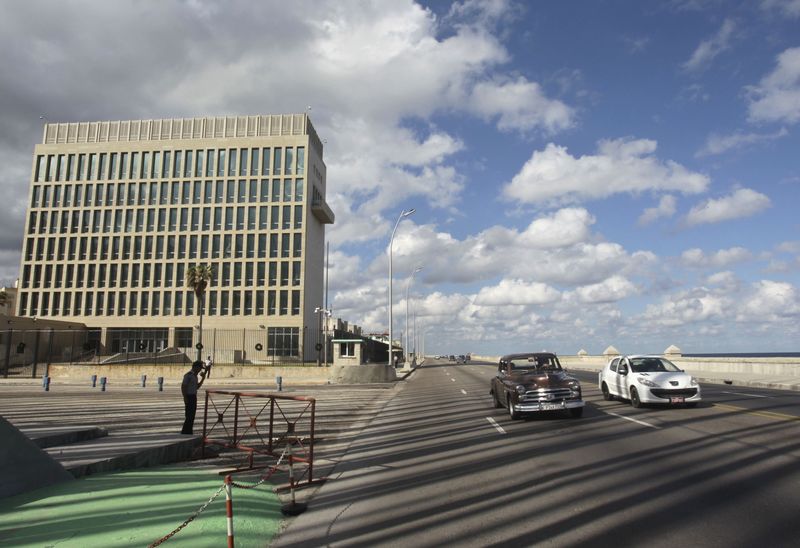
[629,357,680,373]
[509,356,561,371]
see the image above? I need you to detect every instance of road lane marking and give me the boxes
[713,403,800,422]
[451,378,456,382]
[486,417,506,434]
[460,389,467,395]
[605,411,661,429]
[720,391,769,398]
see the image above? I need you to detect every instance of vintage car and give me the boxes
[490,352,584,419]
[598,355,701,408]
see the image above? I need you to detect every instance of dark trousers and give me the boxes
[182,394,197,434]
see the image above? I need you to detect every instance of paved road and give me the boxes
[273,360,800,547]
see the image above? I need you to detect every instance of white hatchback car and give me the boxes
[598,355,701,408]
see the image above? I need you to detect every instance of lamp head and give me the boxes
[402,208,416,217]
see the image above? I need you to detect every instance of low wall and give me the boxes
[560,355,800,378]
[47,363,332,385]
[471,354,800,378]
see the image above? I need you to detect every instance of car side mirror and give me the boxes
[619,367,628,375]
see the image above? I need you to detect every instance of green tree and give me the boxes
[185,264,213,360]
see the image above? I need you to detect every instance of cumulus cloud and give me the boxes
[572,275,637,304]
[386,208,649,288]
[474,279,561,306]
[685,188,771,226]
[747,47,800,124]
[696,127,788,157]
[468,77,575,133]
[638,195,677,225]
[682,18,736,73]
[682,247,753,268]
[503,138,709,205]
[761,0,800,18]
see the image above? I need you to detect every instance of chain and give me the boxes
[148,483,226,547]
[230,445,290,490]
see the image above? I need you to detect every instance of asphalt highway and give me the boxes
[274,359,800,547]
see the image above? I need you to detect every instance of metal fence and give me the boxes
[1,326,333,378]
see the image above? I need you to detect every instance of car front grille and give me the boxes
[520,387,574,403]
[650,388,698,398]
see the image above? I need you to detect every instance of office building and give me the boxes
[16,114,334,359]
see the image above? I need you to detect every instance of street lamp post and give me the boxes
[388,208,415,366]
[405,266,422,366]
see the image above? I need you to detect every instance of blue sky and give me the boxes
[0,0,798,355]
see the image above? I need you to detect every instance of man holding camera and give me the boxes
[181,360,207,435]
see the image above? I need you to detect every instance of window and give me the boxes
[294,205,303,229]
[262,147,270,175]
[296,147,305,175]
[175,328,193,348]
[295,178,304,201]
[341,342,356,357]
[273,148,282,175]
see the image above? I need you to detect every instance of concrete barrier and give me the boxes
[47,364,332,385]
[328,365,397,384]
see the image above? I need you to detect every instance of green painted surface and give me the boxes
[0,465,282,547]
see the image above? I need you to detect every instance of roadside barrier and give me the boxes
[202,390,316,486]
[149,445,290,547]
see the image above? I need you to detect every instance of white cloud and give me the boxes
[682,247,753,268]
[696,127,788,157]
[638,195,677,225]
[474,279,561,306]
[682,18,736,73]
[685,188,771,226]
[739,280,800,319]
[706,271,740,288]
[519,208,595,248]
[572,275,637,304]
[747,47,800,124]
[761,0,800,18]
[468,77,575,133]
[503,138,709,205]
[385,208,648,288]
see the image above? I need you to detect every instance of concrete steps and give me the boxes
[23,425,108,449]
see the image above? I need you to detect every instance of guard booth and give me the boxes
[328,338,396,384]
[332,339,365,366]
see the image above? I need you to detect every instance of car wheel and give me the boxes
[569,407,583,418]
[491,389,502,408]
[508,394,521,420]
[601,382,613,401]
[630,387,642,408]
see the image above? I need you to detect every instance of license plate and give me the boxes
[670,396,685,404]
[539,403,563,411]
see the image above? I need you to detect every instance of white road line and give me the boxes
[486,417,506,434]
[721,391,769,398]
[460,389,467,395]
[451,378,456,382]
[605,411,661,429]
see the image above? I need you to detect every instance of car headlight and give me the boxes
[516,384,527,394]
[637,377,658,387]
[691,377,698,386]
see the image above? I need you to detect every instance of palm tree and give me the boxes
[185,264,213,361]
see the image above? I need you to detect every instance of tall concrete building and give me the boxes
[16,114,334,359]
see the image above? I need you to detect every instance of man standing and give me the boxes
[181,360,206,435]
[204,355,213,378]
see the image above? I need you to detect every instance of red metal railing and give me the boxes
[202,390,316,485]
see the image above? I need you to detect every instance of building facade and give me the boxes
[16,114,334,360]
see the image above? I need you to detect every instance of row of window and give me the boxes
[18,289,302,317]
[30,178,304,209]
[25,231,303,265]
[28,204,303,236]
[107,327,300,357]
[34,146,306,183]
[22,260,302,290]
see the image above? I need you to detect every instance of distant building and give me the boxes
[16,114,334,359]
